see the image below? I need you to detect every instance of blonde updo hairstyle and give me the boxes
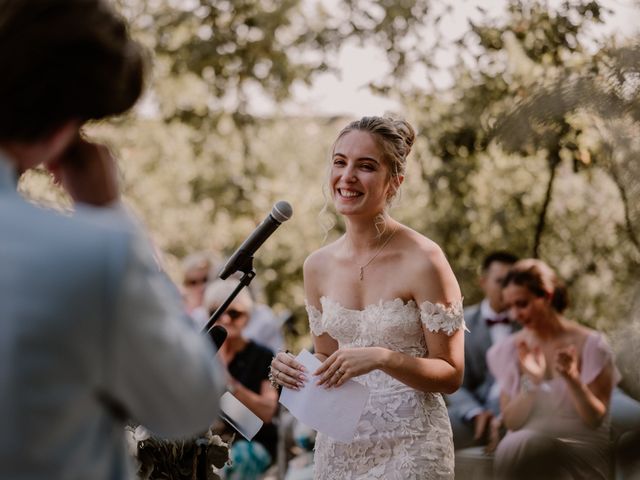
[321,115,415,237]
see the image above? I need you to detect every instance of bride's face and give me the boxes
[330,130,394,217]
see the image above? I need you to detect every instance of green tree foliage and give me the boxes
[18,0,639,351]
[372,1,640,334]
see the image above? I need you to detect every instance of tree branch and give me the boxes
[608,163,640,256]
[533,149,560,258]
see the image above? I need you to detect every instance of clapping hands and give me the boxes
[517,341,545,383]
[555,345,579,381]
[517,340,580,384]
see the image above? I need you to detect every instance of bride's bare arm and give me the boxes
[382,244,464,393]
[270,251,337,390]
[377,328,464,394]
[305,253,339,360]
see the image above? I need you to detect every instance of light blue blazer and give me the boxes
[0,155,225,479]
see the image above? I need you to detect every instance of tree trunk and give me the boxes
[533,149,561,258]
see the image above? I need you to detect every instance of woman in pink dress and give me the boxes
[488,259,619,479]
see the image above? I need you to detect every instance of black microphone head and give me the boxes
[271,201,293,223]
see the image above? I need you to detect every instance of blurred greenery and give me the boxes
[19,0,640,374]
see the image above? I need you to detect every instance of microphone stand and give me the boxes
[199,263,264,459]
[203,266,256,338]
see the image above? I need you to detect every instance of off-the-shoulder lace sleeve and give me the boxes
[305,300,325,336]
[419,299,466,336]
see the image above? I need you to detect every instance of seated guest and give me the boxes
[488,259,619,479]
[204,279,279,479]
[181,251,217,326]
[446,251,519,449]
[242,286,285,354]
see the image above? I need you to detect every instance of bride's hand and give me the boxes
[314,347,387,388]
[270,351,307,390]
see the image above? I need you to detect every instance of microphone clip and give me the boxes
[219,249,254,279]
[203,269,256,335]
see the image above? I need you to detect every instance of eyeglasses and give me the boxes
[208,308,247,321]
[184,276,208,287]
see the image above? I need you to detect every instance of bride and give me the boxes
[270,115,465,479]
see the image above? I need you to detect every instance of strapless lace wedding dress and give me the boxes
[305,296,465,480]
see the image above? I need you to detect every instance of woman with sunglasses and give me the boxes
[204,279,279,479]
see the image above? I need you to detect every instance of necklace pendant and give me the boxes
[359,266,364,281]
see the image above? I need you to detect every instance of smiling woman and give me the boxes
[488,258,620,479]
[269,115,466,480]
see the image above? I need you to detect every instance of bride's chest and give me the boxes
[321,297,425,346]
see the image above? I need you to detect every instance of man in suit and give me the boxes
[0,1,226,478]
[446,251,519,449]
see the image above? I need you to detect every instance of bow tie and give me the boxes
[485,316,510,326]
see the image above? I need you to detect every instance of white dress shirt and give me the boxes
[480,299,512,346]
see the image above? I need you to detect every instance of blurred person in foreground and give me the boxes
[487,259,618,479]
[0,1,225,478]
[446,251,519,450]
[204,279,279,479]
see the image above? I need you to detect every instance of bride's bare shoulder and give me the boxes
[304,240,342,304]
[304,238,341,275]
[397,226,461,302]
[398,226,446,265]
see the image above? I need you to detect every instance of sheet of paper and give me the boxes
[219,391,263,440]
[279,349,370,443]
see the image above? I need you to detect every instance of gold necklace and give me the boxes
[357,226,397,281]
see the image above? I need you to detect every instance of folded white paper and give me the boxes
[279,349,370,443]
[219,391,263,440]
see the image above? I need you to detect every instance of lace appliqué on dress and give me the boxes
[419,299,465,336]
[305,301,325,336]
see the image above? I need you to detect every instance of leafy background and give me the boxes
[20,0,640,398]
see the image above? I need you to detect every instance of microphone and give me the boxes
[218,201,293,279]
[209,325,228,350]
